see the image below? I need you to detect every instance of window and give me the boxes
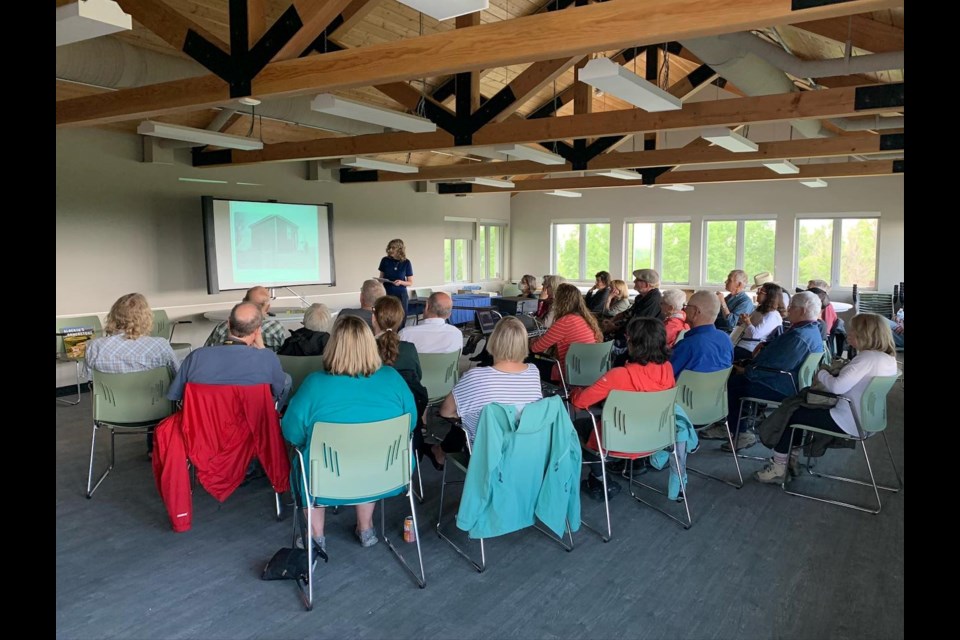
[626,221,691,283]
[478,223,504,281]
[552,222,610,281]
[703,219,776,284]
[797,217,878,289]
[444,239,471,283]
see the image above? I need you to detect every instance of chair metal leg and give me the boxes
[412,462,425,504]
[735,400,772,463]
[57,360,83,406]
[435,460,485,573]
[626,453,693,530]
[293,457,314,611]
[274,492,282,521]
[86,424,116,499]
[382,494,427,588]
[579,453,612,542]
[532,518,575,552]
[688,419,744,489]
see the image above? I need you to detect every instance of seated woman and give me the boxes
[277,303,333,356]
[530,283,603,384]
[281,315,417,552]
[734,282,786,361]
[754,312,899,484]
[535,274,565,328]
[570,317,675,500]
[519,274,539,299]
[85,292,180,455]
[431,316,543,467]
[807,287,832,341]
[602,279,631,318]
[371,295,432,467]
[659,289,690,347]
[584,271,612,314]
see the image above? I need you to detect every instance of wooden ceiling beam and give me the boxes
[272,0,360,62]
[455,12,483,115]
[453,160,901,194]
[794,15,904,53]
[113,0,229,52]
[57,0,901,127]
[329,0,382,40]
[491,55,586,123]
[193,83,903,166]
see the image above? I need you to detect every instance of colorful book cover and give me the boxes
[61,326,95,359]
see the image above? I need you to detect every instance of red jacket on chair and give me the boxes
[152,383,291,532]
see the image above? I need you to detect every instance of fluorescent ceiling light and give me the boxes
[762,160,800,174]
[178,178,229,184]
[545,190,582,198]
[341,157,419,174]
[700,127,759,153]
[138,121,264,151]
[578,57,682,112]
[56,0,132,47]
[396,1,489,21]
[494,144,566,165]
[593,168,643,181]
[465,147,510,161]
[311,94,437,133]
[660,184,695,192]
[464,177,516,188]
[799,178,829,188]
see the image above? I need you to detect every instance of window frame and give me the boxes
[478,222,505,281]
[701,215,777,285]
[794,214,881,291]
[550,219,611,282]
[623,217,692,285]
[443,237,472,283]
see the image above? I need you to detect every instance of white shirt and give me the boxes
[399,318,464,354]
[816,350,899,437]
[736,311,784,349]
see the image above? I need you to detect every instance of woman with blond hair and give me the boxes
[282,315,417,551]
[378,238,414,315]
[530,283,603,383]
[602,279,631,318]
[754,312,899,484]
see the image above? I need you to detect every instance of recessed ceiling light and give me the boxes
[762,160,800,174]
[178,177,229,184]
[660,184,695,192]
[799,178,828,188]
[545,189,582,198]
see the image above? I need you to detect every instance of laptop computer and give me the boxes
[475,309,499,335]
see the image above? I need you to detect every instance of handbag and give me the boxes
[803,388,840,408]
[261,546,328,581]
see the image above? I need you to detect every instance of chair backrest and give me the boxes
[820,341,833,367]
[306,414,412,501]
[856,292,894,318]
[151,309,173,340]
[56,315,102,355]
[797,350,825,390]
[414,288,433,301]
[600,389,677,454]
[418,350,461,403]
[91,367,174,426]
[564,341,614,387]
[277,355,326,399]
[501,283,522,297]
[856,375,899,434]
[674,367,733,426]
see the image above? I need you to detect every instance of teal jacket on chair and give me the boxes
[456,396,582,539]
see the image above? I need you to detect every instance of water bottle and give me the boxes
[895,307,904,326]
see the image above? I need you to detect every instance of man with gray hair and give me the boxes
[715,270,755,332]
[703,290,824,451]
[278,303,333,357]
[399,291,463,354]
[338,279,387,329]
[670,290,734,379]
[204,285,289,352]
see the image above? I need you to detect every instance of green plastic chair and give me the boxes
[564,341,614,389]
[674,367,742,488]
[56,315,102,405]
[418,350,461,405]
[501,283,522,297]
[87,367,174,498]
[291,414,424,610]
[278,355,325,399]
[414,288,434,301]
[783,374,902,513]
[151,309,193,353]
[581,389,692,540]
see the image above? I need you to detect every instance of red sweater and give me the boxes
[530,314,599,381]
[570,361,676,456]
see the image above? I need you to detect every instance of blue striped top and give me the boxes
[452,364,543,443]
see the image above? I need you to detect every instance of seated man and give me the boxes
[204,286,287,352]
[715,269,755,333]
[702,291,824,450]
[170,302,291,407]
[398,291,463,354]
[278,303,333,357]
[670,290,734,379]
[338,279,386,330]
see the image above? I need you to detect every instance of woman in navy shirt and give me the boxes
[378,238,414,314]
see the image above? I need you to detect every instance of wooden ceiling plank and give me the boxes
[456,12,483,114]
[329,0,383,40]
[272,0,361,61]
[793,15,903,53]
[113,0,229,52]
[58,0,901,127]
[246,0,267,50]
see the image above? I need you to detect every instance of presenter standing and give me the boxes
[378,238,415,314]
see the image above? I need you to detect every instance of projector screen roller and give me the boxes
[202,196,336,294]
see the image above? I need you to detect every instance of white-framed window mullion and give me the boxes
[830,218,843,289]
[735,220,746,270]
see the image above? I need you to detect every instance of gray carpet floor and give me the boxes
[56,373,904,640]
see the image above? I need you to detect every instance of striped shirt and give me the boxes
[204,318,288,352]
[84,333,180,378]
[452,364,543,443]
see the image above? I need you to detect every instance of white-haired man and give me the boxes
[338,279,387,329]
[703,291,824,451]
[715,270,755,332]
[399,292,463,354]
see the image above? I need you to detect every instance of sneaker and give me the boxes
[295,533,327,554]
[754,460,788,484]
[355,527,379,548]
[700,423,730,440]
[581,475,621,502]
[720,432,758,452]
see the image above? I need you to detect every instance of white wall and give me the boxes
[56,128,510,346]
[509,175,904,302]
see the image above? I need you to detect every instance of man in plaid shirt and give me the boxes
[204,286,288,352]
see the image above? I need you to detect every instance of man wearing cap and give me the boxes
[715,270,755,333]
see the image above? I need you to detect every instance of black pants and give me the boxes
[440,425,467,453]
[774,406,846,454]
